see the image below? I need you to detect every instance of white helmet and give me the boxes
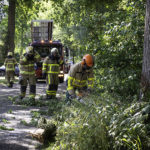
[26,46,33,54]
[7,52,13,56]
[51,48,59,55]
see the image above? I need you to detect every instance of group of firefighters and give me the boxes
[4,46,94,102]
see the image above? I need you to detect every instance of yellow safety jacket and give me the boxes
[4,57,17,72]
[42,56,63,84]
[19,51,41,75]
[67,62,94,95]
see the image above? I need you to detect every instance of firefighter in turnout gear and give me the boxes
[4,52,17,87]
[66,54,94,102]
[19,46,41,100]
[42,48,63,99]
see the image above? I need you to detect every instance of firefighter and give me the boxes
[66,54,94,102]
[4,52,17,88]
[42,47,63,99]
[19,46,41,100]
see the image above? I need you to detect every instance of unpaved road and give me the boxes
[0,77,67,150]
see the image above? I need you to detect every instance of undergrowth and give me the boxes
[43,92,150,150]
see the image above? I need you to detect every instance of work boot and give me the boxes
[19,95,24,100]
[10,81,13,88]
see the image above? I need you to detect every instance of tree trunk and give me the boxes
[141,0,150,99]
[7,0,16,54]
[20,24,24,56]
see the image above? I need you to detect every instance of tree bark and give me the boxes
[7,0,16,54]
[141,0,150,98]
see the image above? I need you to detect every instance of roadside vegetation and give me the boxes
[9,92,150,150]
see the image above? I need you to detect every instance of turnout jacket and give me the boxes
[67,62,94,95]
[42,56,63,74]
[42,56,63,85]
[4,57,17,72]
[19,51,41,75]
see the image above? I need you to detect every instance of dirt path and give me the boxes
[0,79,66,150]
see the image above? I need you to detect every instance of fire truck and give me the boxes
[30,20,65,83]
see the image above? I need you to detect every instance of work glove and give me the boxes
[42,73,47,79]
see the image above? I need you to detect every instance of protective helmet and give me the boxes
[81,54,94,67]
[51,48,59,56]
[26,46,33,54]
[7,52,13,56]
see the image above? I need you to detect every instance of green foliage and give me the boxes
[109,101,150,150]
[49,0,144,100]
[0,125,14,131]
[47,99,65,116]
[20,119,38,126]
[0,79,7,85]
[53,99,109,150]
[20,120,28,126]
[94,0,144,99]
[44,94,150,150]
[2,118,10,124]
[7,109,12,114]
[31,111,41,119]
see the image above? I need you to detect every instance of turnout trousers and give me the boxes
[20,74,36,99]
[46,73,59,98]
[5,71,15,87]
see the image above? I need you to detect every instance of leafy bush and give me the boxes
[44,93,150,150]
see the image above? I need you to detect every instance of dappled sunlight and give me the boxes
[0,104,42,149]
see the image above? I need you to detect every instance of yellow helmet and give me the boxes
[7,52,13,56]
[26,46,33,54]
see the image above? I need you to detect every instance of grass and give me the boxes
[20,119,38,127]
[0,78,19,85]
[7,109,12,114]
[0,125,14,131]
[2,118,10,124]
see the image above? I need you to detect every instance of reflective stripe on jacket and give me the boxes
[19,51,41,75]
[67,62,94,95]
[4,57,17,71]
[42,56,62,74]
